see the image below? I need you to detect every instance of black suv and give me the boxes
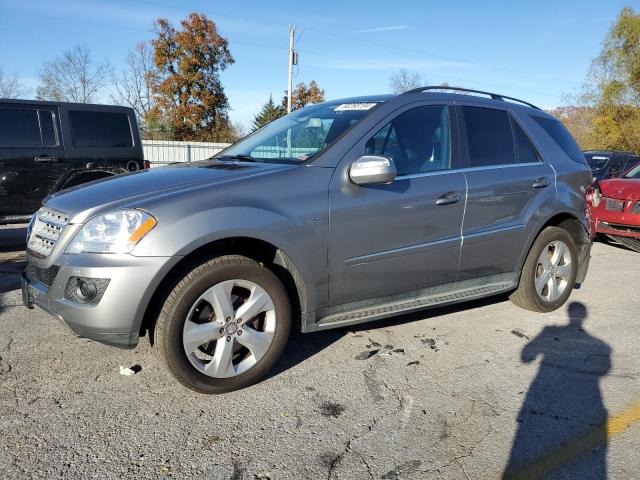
[584,150,640,181]
[0,100,145,224]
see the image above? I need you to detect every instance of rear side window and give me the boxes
[69,111,133,148]
[0,108,41,147]
[38,111,58,146]
[531,116,586,165]
[462,106,515,167]
[512,120,539,163]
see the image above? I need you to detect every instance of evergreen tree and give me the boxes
[252,95,285,131]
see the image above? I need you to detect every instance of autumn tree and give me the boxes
[111,42,156,137]
[0,69,27,99]
[548,106,597,150]
[146,13,235,142]
[36,45,110,103]
[281,80,325,111]
[564,7,640,151]
[252,95,286,131]
[389,69,424,93]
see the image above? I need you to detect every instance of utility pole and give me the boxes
[287,25,296,114]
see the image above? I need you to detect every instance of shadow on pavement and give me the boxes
[503,302,611,479]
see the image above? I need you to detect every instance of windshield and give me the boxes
[624,164,640,179]
[585,154,610,172]
[217,101,380,164]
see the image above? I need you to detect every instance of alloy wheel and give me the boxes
[534,240,573,303]
[182,279,276,378]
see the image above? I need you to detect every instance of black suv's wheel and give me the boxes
[510,226,578,313]
[155,255,291,394]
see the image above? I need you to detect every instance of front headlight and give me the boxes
[66,210,156,254]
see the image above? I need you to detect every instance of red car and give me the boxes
[587,163,640,252]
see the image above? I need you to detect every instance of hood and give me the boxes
[46,160,296,223]
[598,177,640,201]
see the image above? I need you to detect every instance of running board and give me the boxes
[309,273,518,332]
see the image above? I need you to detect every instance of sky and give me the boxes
[0,0,636,127]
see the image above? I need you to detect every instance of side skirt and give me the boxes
[304,273,518,333]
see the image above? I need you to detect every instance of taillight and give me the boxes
[143,160,151,169]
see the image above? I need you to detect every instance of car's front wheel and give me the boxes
[155,255,291,393]
[510,226,578,313]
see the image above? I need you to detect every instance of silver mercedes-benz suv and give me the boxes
[22,87,593,393]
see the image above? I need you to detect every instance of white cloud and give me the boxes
[354,25,410,33]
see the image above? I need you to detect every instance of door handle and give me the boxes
[532,177,550,189]
[35,155,56,163]
[435,192,462,206]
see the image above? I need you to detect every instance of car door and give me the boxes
[328,104,466,306]
[0,104,65,218]
[456,104,556,280]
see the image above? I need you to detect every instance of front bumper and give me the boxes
[22,253,177,348]
[591,200,640,239]
[595,220,640,239]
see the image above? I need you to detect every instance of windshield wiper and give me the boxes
[215,154,262,163]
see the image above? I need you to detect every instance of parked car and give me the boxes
[21,87,593,393]
[584,150,640,182]
[0,100,147,224]
[587,162,640,252]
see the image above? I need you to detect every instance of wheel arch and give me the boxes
[517,211,591,275]
[139,236,308,342]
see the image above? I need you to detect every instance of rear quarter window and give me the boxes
[69,111,133,148]
[530,115,586,165]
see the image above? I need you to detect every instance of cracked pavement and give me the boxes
[0,239,639,479]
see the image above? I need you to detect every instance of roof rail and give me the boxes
[402,85,541,110]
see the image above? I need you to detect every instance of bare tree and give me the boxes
[389,69,424,93]
[36,45,110,103]
[0,68,27,99]
[111,42,156,135]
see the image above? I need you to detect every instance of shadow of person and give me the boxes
[503,302,611,480]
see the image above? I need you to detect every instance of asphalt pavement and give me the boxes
[0,238,638,479]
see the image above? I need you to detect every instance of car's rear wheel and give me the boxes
[510,226,578,312]
[155,255,291,393]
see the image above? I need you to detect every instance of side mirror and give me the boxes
[349,155,396,185]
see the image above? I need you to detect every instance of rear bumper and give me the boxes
[22,253,177,348]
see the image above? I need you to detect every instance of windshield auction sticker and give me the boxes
[334,103,378,111]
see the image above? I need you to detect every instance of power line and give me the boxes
[124,0,583,87]
[15,8,567,100]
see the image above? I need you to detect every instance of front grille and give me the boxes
[632,202,640,215]
[26,207,69,258]
[26,264,60,287]
[605,197,625,212]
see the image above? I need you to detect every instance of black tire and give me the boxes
[510,226,578,313]
[154,255,291,394]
